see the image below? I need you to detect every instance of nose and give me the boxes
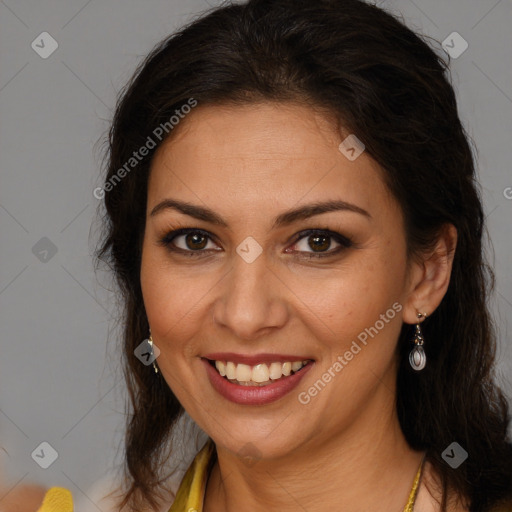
[211,249,289,341]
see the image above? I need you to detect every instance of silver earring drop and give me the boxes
[409,312,427,371]
[148,329,159,374]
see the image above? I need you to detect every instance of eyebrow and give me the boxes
[150,198,371,228]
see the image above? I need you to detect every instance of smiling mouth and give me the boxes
[207,359,314,387]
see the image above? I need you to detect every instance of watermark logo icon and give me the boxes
[236,236,263,263]
[32,237,58,263]
[238,442,262,467]
[31,32,58,59]
[442,32,468,59]
[338,134,365,161]
[134,339,160,366]
[442,441,468,469]
[31,441,58,469]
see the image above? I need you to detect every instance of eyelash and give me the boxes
[158,227,354,259]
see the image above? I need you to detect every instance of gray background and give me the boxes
[1,0,511,510]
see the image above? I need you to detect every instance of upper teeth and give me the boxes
[214,360,309,383]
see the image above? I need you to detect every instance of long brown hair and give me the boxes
[95,0,512,510]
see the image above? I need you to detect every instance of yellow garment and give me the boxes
[169,439,423,512]
[37,487,73,512]
[169,439,217,512]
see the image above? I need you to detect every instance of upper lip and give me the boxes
[202,353,314,366]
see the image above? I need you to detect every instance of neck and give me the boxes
[204,381,425,512]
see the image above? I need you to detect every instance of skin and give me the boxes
[0,483,47,512]
[140,102,459,512]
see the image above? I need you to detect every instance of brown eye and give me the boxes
[308,234,331,252]
[287,229,353,258]
[184,232,208,250]
[159,228,220,254]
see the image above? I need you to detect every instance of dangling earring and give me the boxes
[409,312,427,371]
[148,329,159,374]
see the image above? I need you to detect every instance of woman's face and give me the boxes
[141,102,416,459]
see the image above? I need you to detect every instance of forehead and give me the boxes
[147,102,395,223]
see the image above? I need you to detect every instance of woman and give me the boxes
[89,0,512,511]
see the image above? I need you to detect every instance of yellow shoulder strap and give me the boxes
[169,439,216,512]
[37,487,73,512]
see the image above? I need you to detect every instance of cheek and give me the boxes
[300,249,405,327]
[140,245,216,352]
[298,247,407,379]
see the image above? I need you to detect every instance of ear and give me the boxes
[402,223,458,325]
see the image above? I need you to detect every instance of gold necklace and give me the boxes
[402,456,426,512]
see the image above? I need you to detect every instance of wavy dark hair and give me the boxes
[95,0,512,510]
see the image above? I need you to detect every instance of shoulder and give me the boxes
[0,483,46,512]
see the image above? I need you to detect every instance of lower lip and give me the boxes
[202,358,314,406]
